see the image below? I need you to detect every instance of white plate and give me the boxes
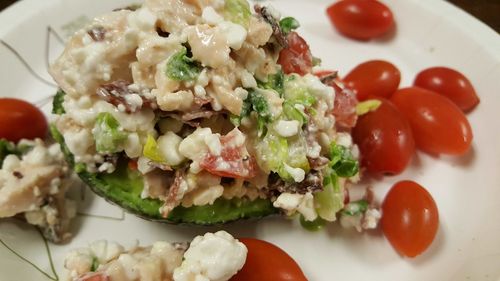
[1,0,499,280]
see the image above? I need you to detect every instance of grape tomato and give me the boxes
[343,60,401,101]
[231,238,307,281]
[326,0,395,40]
[414,66,479,112]
[391,87,473,155]
[0,98,48,143]
[352,98,414,175]
[381,180,439,257]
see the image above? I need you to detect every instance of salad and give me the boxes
[49,0,379,228]
[0,138,77,243]
[64,231,247,281]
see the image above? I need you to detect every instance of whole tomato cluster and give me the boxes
[324,0,480,258]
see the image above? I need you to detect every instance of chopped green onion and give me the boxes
[279,17,300,34]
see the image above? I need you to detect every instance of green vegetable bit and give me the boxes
[257,132,309,182]
[143,135,165,163]
[235,89,272,137]
[258,70,285,97]
[52,89,66,115]
[93,112,128,154]
[165,47,201,81]
[342,200,369,216]
[224,0,251,28]
[329,142,359,178]
[279,17,300,35]
[0,140,18,168]
[90,256,99,272]
[356,99,382,116]
[300,215,326,231]
[283,102,307,126]
[314,170,344,221]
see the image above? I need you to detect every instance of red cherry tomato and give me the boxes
[381,180,439,257]
[352,98,414,175]
[343,60,401,101]
[277,32,313,75]
[0,98,48,142]
[414,67,480,112]
[326,0,394,40]
[391,87,473,155]
[316,70,359,129]
[231,238,307,281]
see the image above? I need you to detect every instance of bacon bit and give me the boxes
[194,96,212,107]
[318,71,339,85]
[160,168,187,217]
[112,4,141,12]
[269,170,323,194]
[148,161,173,171]
[12,171,23,179]
[363,187,375,205]
[96,80,157,113]
[307,156,329,170]
[128,159,138,171]
[76,273,109,281]
[254,5,288,48]
[156,27,170,38]
[87,26,106,42]
[181,110,217,122]
[344,188,350,205]
[172,242,189,251]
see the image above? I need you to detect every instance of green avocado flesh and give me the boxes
[51,93,278,224]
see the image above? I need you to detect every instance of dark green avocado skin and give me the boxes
[50,91,278,225]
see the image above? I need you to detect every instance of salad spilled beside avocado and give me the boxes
[49,0,380,228]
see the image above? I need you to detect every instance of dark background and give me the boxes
[0,0,499,33]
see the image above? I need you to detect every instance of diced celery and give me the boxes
[314,171,344,221]
[256,131,309,182]
[356,99,382,116]
[93,113,127,153]
[143,135,164,163]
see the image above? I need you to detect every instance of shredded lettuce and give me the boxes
[284,75,317,107]
[314,170,344,221]
[329,142,359,178]
[283,101,307,126]
[279,17,300,35]
[93,113,128,153]
[143,135,164,163]
[223,0,251,28]
[258,70,285,97]
[256,131,309,182]
[165,47,201,81]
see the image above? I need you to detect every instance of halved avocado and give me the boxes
[51,91,278,225]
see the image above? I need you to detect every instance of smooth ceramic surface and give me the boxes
[0,0,499,280]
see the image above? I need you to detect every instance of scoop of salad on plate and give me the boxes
[49,0,378,227]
